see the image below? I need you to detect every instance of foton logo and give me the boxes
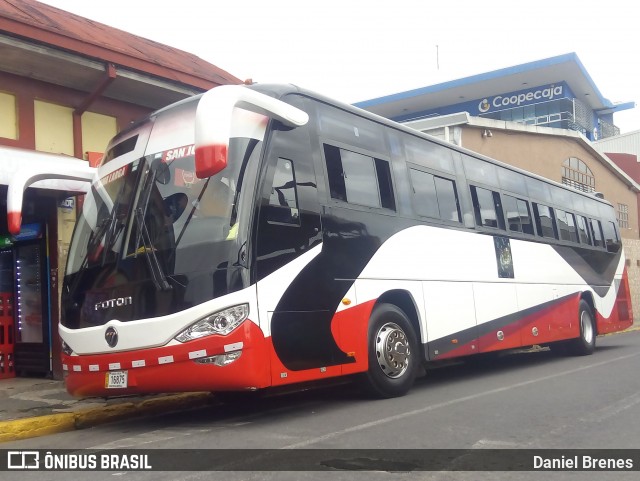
[94,297,133,311]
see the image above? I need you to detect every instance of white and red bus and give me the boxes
[8,84,633,398]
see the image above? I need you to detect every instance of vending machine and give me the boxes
[0,248,15,379]
[3,223,52,376]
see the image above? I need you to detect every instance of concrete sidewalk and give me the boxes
[0,377,214,443]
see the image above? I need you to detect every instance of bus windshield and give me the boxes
[63,105,266,329]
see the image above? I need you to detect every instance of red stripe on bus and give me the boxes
[63,319,270,397]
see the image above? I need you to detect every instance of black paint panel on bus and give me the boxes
[552,244,621,296]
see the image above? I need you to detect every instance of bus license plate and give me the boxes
[105,370,128,389]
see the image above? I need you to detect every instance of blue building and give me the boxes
[355,53,634,141]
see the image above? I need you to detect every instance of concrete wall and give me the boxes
[0,91,17,140]
[623,238,640,321]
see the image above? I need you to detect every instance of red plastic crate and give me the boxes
[0,292,15,379]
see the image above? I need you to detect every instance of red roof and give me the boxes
[0,0,242,89]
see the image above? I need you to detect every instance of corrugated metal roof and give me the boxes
[0,0,241,89]
[594,130,640,158]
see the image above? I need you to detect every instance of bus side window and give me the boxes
[409,168,439,219]
[267,157,300,225]
[323,143,395,211]
[576,215,592,245]
[470,185,505,229]
[408,168,461,222]
[591,219,605,248]
[504,194,533,235]
[603,220,621,253]
[556,209,579,243]
[566,212,579,243]
[434,176,461,222]
[533,203,558,239]
[324,144,347,202]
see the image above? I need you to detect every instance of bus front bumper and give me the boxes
[61,319,271,398]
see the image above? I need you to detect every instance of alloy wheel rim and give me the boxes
[581,310,594,344]
[375,322,411,378]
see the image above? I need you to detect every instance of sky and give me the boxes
[40,0,640,134]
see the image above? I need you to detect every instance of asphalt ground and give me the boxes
[1,326,637,444]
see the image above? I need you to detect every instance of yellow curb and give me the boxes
[0,392,214,443]
[0,413,76,443]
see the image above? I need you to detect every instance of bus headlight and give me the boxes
[175,304,249,342]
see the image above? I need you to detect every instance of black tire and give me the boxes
[359,303,419,398]
[566,300,596,356]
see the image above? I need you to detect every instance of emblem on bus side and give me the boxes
[105,327,119,348]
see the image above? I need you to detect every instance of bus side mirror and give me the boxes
[194,85,308,179]
[195,144,228,179]
[1,147,96,234]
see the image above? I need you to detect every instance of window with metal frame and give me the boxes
[602,220,621,253]
[591,219,604,248]
[470,185,505,229]
[617,203,629,229]
[323,144,395,210]
[576,215,592,245]
[503,194,534,235]
[409,168,461,222]
[556,209,579,243]
[533,203,557,239]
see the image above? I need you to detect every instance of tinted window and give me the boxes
[266,157,300,225]
[464,157,497,184]
[504,195,534,235]
[409,169,438,219]
[316,103,386,153]
[375,158,395,210]
[556,210,578,242]
[471,186,504,229]
[324,144,347,202]
[434,176,461,222]
[404,136,455,173]
[534,203,557,238]
[323,144,395,210]
[103,135,138,164]
[269,158,298,208]
[551,186,572,207]
[526,178,551,201]
[409,169,460,222]
[498,168,527,195]
[576,215,592,245]
[341,149,380,208]
[591,219,604,248]
[603,220,621,253]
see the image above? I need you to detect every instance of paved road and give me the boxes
[3,330,640,480]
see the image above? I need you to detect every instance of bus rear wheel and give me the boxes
[360,303,418,398]
[567,300,596,356]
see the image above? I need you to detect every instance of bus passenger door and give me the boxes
[255,108,350,386]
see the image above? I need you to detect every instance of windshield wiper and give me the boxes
[174,177,211,249]
[87,214,112,264]
[134,206,171,291]
[132,161,171,291]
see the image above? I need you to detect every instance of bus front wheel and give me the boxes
[360,303,418,398]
